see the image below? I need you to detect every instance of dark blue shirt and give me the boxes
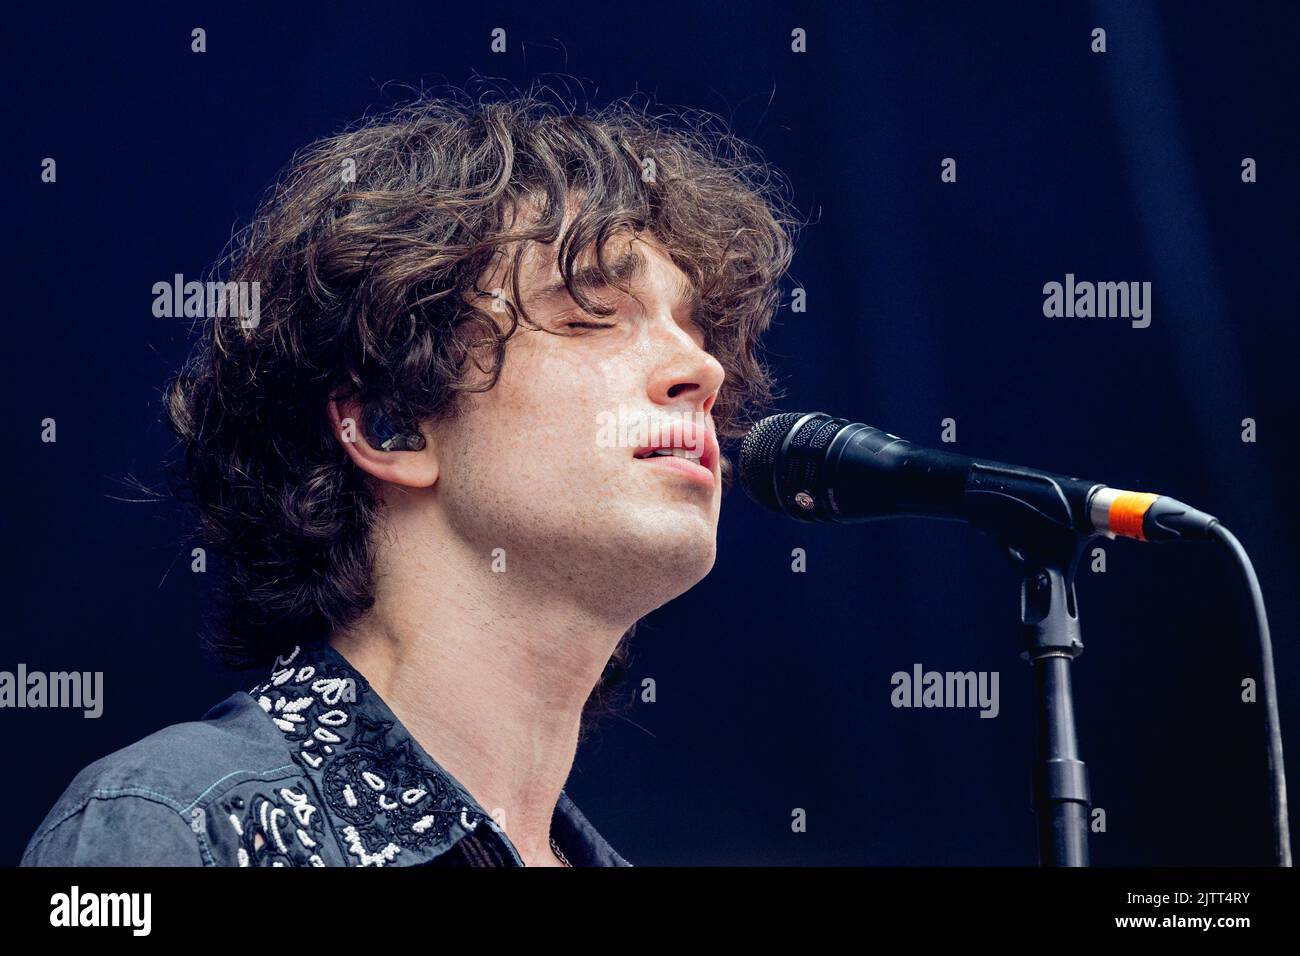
[22,641,630,867]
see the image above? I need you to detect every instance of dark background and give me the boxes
[3,1,1296,866]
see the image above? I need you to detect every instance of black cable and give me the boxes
[1211,523,1291,866]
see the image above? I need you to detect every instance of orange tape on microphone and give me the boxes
[1108,491,1160,541]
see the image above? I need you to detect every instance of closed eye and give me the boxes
[562,320,617,331]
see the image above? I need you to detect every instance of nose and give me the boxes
[646,318,725,415]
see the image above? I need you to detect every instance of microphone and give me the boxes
[739,412,1218,543]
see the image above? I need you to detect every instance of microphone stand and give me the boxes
[1004,529,1094,866]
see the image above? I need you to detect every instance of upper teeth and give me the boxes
[647,448,701,461]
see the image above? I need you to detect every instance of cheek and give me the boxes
[487,340,636,455]
[430,356,626,519]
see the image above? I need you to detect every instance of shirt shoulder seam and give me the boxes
[179,763,301,814]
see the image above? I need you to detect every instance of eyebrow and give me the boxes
[529,248,702,318]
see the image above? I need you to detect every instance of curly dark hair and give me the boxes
[166,88,797,734]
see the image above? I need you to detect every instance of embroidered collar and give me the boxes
[247,640,584,867]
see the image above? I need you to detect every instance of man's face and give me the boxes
[427,231,726,617]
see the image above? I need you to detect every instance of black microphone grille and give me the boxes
[739,412,805,510]
[742,412,854,517]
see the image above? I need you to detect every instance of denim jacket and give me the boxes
[21,641,631,867]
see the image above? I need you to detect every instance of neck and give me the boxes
[329,508,635,868]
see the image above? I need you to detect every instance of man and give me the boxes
[22,92,794,867]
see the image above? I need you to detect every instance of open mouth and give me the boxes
[635,447,703,462]
[632,428,719,486]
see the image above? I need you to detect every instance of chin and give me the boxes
[623,517,719,598]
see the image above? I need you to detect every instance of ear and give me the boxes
[327,396,438,488]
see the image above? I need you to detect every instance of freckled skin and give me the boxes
[429,233,725,622]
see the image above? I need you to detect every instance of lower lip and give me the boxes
[636,454,716,488]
